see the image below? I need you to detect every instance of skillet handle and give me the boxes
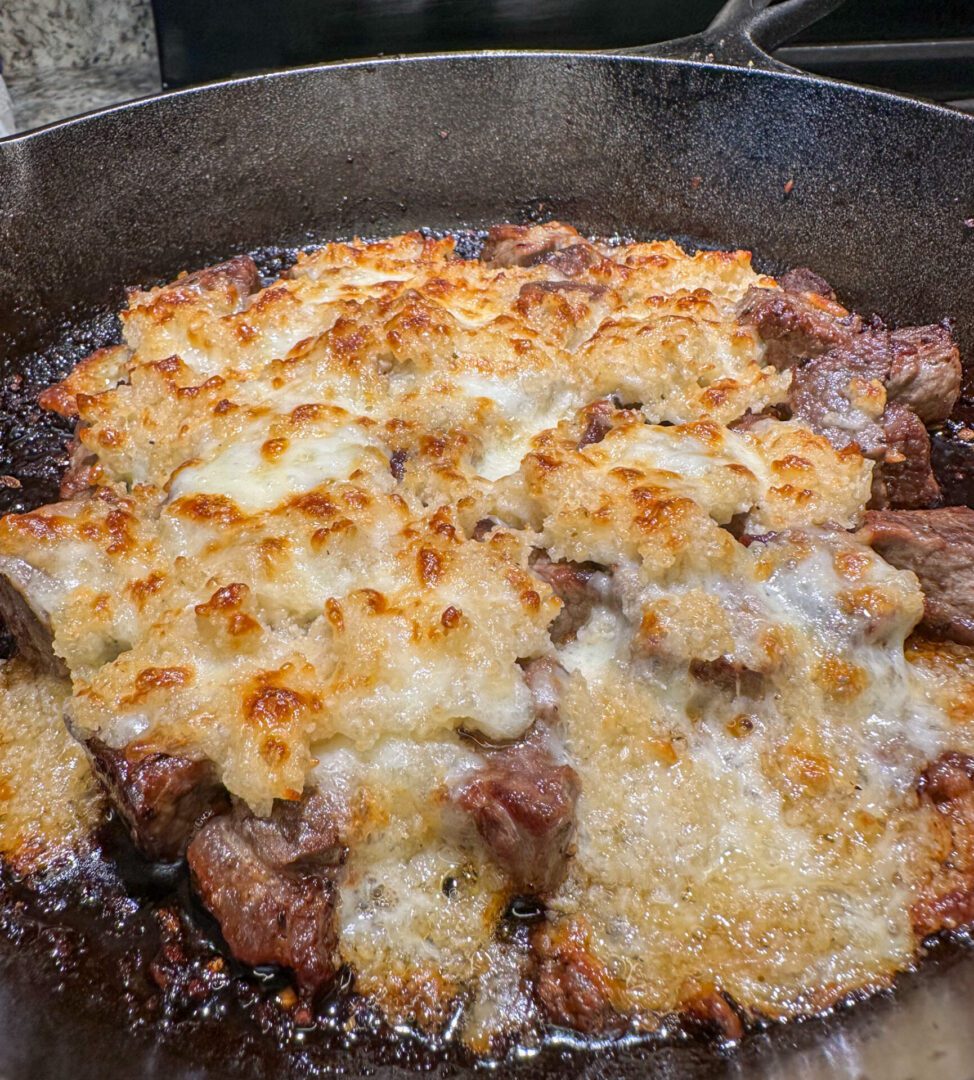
[622,0,847,72]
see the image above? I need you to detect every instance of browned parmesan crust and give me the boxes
[1,223,973,1053]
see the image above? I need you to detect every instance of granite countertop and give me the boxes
[6,58,162,133]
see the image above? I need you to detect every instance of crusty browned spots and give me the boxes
[324,598,344,631]
[532,919,624,1034]
[681,984,745,1041]
[261,438,289,461]
[417,547,444,588]
[246,685,307,731]
[134,666,193,694]
[129,570,167,607]
[195,582,249,616]
[172,494,243,526]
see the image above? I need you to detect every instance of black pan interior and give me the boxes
[1,52,974,1079]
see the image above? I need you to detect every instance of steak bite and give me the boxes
[454,687,580,896]
[530,552,610,645]
[86,739,228,861]
[737,284,860,370]
[532,919,623,1034]
[888,324,962,424]
[187,791,346,993]
[860,507,974,644]
[872,403,941,510]
[480,222,590,269]
[778,267,837,299]
[0,567,65,677]
[786,338,890,458]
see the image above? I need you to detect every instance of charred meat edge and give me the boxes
[85,739,229,862]
[739,270,961,509]
[187,790,346,994]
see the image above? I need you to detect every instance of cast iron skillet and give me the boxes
[2,1,974,1076]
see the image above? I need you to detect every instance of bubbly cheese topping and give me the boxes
[4,226,973,1049]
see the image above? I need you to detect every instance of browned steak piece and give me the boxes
[539,243,604,277]
[530,552,609,645]
[872,403,941,510]
[787,336,890,457]
[913,752,974,936]
[86,739,228,861]
[480,222,588,268]
[737,285,861,370]
[187,791,345,993]
[519,656,567,728]
[689,657,765,698]
[454,709,579,896]
[160,254,261,307]
[887,323,962,424]
[576,398,616,449]
[860,507,974,644]
[740,275,961,428]
[0,569,65,676]
[779,267,836,299]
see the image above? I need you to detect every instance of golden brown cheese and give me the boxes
[4,226,974,1048]
[0,658,103,871]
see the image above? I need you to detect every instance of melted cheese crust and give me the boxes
[4,227,974,1047]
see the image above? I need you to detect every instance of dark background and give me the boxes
[151,0,974,108]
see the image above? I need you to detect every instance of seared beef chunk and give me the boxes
[0,570,66,676]
[472,516,499,541]
[87,740,228,861]
[187,791,345,993]
[737,285,860,370]
[171,254,261,305]
[913,752,974,936]
[689,657,765,698]
[532,921,623,1034]
[787,337,889,457]
[860,507,974,643]
[539,243,604,277]
[530,551,609,645]
[888,324,962,424]
[872,403,941,509]
[779,267,836,299]
[480,222,589,268]
[918,752,974,806]
[577,398,616,449]
[740,275,961,497]
[455,701,579,896]
[519,656,567,727]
